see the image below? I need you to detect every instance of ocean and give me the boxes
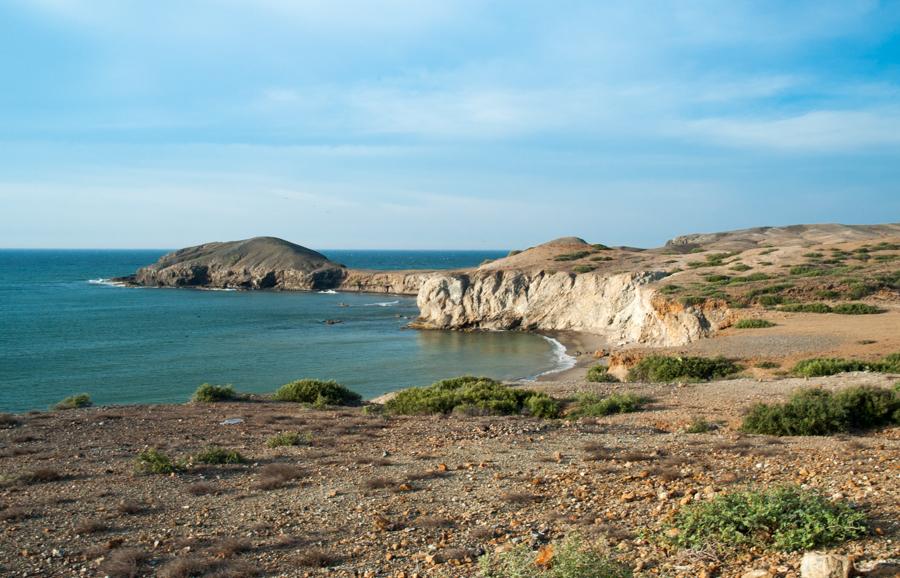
[0,249,571,412]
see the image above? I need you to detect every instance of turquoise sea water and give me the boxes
[0,250,566,412]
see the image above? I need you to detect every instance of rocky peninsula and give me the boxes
[120,224,900,349]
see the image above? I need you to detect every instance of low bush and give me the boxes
[194,447,246,465]
[479,534,632,578]
[554,251,591,262]
[566,393,650,419]
[664,486,866,552]
[191,384,236,403]
[733,319,775,329]
[780,302,833,313]
[266,431,313,448]
[742,386,900,435]
[756,294,783,307]
[273,379,362,406]
[685,417,713,433]
[53,393,92,411]
[384,376,559,418]
[572,265,595,274]
[136,448,181,475]
[791,352,900,377]
[586,366,618,383]
[831,302,884,315]
[628,356,741,382]
[755,361,780,369]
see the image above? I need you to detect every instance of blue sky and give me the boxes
[1,1,899,249]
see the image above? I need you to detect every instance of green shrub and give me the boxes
[479,534,631,578]
[755,361,780,369]
[273,379,362,406]
[572,265,595,274]
[756,295,783,307]
[194,447,246,464]
[554,251,591,262]
[742,386,900,435]
[384,376,559,418]
[780,302,833,313]
[586,366,618,383]
[592,243,611,251]
[685,417,713,433]
[53,393,92,411]
[628,356,741,382]
[566,393,650,419]
[730,263,752,272]
[729,272,771,283]
[526,395,562,419]
[834,386,899,429]
[664,486,866,552]
[191,384,236,403]
[267,431,313,448]
[733,319,775,329]
[679,296,705,307]
[135,449,181,475]
[659,284,681,295]
[792,358,871,377]
[742,389,849,435]
[831,302,884,315]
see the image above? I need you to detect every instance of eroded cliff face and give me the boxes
[337,270,435,295]
[415,270,732,347]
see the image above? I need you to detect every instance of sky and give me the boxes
[1,1,899,249]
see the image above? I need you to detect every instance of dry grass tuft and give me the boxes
[362,477,395,490]
[75,518,110,535]
[98,548,149,578]
[185,482,217,496]
[18,467,64,485]
[158,556,260,578]
[255,463,303,490]
[500,491,542,504]
[0,505,30,521]
[295,548,340,568]
[208,538,252,558]
[414,516,455,529]
[117,499,147,515]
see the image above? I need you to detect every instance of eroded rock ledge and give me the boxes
[414,270,731,346]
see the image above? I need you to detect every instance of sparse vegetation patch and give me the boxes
[479,533,631,578]
[191,383,237,402]
[742,386,900,435]
[136,448,182,475]
[566,393,650,419]
[53,393,92,410]
[628,356,741,382]
[194,447,246,464]
[664,486,866,552]
[384,376,559,418]
[733,319,775,329]
[273,379,362,406]
[586,365,618,383]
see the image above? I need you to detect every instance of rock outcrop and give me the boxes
[128,237,348,290]
[415,270,731,347]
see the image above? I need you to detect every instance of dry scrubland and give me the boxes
[1,371,899,578]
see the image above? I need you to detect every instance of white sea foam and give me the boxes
[364,300,400,307]
[318,289,339,294]
[534,335,577,378]
[87,278,127,287]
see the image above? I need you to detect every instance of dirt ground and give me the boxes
[1,372,898,578]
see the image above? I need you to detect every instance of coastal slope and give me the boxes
[123,224,900,348]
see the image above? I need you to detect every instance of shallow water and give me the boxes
[0,249,566,412]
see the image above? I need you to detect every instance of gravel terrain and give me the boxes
[1,373,898,577]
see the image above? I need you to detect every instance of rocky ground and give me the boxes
[2,372,898,578]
